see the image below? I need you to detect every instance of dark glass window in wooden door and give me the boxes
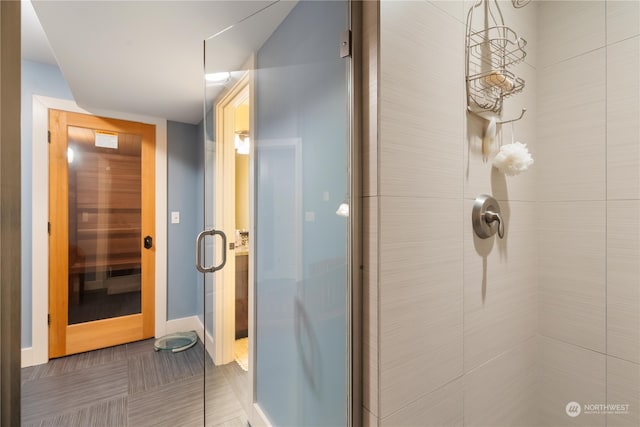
[67,126,143,324]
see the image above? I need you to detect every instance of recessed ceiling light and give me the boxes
[205,72,230,84]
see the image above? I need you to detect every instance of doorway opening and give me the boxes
[232,98,250,371]
[213,73,251,373]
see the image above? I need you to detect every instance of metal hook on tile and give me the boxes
[467,106,527,125]
[496,108,526,125]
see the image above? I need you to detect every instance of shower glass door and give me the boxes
[202,0,353,425]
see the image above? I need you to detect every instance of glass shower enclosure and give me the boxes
[198,1,356,425]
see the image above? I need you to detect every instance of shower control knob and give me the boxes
[472,194,505,239]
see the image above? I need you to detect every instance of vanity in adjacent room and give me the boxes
[235,231,249,339]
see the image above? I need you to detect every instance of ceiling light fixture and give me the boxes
[205,71,231,85]
[234,131,250,155]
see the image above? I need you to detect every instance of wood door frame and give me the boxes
[48,109,155,357]
[24,95,167,367]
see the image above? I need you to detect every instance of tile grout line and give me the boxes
[604,2,609,422]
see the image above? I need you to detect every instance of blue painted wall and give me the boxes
[167,121,200,320]
[195,119,206,328]
[20,60,201,348]
[21,60,74,348]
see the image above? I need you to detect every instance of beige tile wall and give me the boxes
[363,407,379,427]
[463,337,539,427]
[378,0,464,200]
[382,378,464,427]
[607,201,640,364]
[536,49,606,201]
[378,1,465,419]
[606,0,640,45]
[539,336,606,427]
[378,197,463,416]
[536,1,640,426]
[363,1,639,426]
[362,1,379,421]
[607,356,640,427]
[363,196,379,418]
[537,201,606,352]
[537,0,605,68]
[607,36,640,200]
[363,0,540,425]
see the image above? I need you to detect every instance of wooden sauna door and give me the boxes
[48,109,155,358]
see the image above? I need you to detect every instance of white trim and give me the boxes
[31,97,50,366]
[165,316,201,337]
[21,347,34,368]
[247,54,257,427]
[26,95,167,367]
[154,115,168,340]
[204,326,216,361]
[165,316,216,361]
[191,315,216,361]
[213,73,251,365]
[251,403,273,427]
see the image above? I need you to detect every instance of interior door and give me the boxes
[48,109,155,358]
[203,0,353,425]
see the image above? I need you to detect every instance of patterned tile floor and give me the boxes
[21,339,248,427]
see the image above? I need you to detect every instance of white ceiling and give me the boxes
[25,1,295,124]
[21,0,58,66]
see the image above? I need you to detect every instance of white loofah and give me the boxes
[493,141,534,176]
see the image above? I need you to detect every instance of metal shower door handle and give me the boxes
[195,229,227,273]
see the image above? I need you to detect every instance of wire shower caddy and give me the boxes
[465,0,527,124]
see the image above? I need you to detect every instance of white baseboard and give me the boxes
[205,328,216,363]
[252,403,273,427]
[21,347,34,368]
[165,316,201,336]
[21,317,203,368]
[165,315,216,363]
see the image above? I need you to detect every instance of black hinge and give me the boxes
[340,30,352,58]
[48,222,51,234]
[48,314,51,325]
[48,130,51,143]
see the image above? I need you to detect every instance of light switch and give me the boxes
[171,211,180,224]
[305,211,315,222]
